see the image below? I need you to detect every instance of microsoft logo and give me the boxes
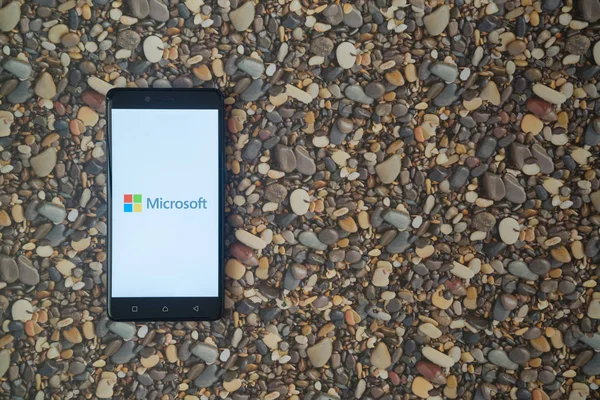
[124,194,142,213]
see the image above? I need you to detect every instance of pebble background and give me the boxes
[1,0,600,399]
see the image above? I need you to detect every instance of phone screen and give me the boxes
[111,108,219,299]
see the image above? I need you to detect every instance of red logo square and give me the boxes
[124,194,132,203]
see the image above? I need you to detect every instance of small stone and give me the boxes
[481,81,501,105]
[225,259,245,280]
[30,148,57,177]
[530,336,551,353]
[488,349,519,370]
[307,338,332,367]
[298,231,327,251]
[472,212,496,232]
[412,377,433,399]
[0,2,20,32]
[63,327,83,344]
[3,59,32,80]
[579,0,600,23]
[422,347,455,368]
[499,217,520,245]
[430,62,459,82]
[508,261,538,281]
[345,84,374,104]
[96,372,117,399]
[383,209,411,230]
[533,83,567,105]
[148,0,169,21]
[376,155,401,184]
[550,246,572,263]
[0,256,18,283]
[191,343,219,363]
[237,57,264,78]
[229,1,255,32]
[143,36,164,63]
[336,42,356,69]
[371,342,392,369]
[274,144,297,172]
[17,256,39,286]
[594,41,600,66]
[34,72,57,100]
[587,299,600,319]
[290,189,310,216]
[235,230,267,250]
[0,111,14,137]
[311,37,334,57]
[194,365,219,388]
[566,35,591,55]
[0,350,9,379]
[423,5,450,36]
[285,84,312,104]
[11,299,33,322]
[126,0,149,18]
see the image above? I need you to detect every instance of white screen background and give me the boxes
[111,109,219,297]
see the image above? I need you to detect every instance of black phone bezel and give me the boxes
[106,88,224,321]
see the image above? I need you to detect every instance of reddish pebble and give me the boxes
[416,360,446,385]
[81,90,106,112]
[526,98,552,117]
[229,242,259,266]
[53,101,66,116]
[70,119,86,136]
[388,371,401,386]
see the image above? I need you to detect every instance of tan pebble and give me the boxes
[82,321,95,339]
[419,323,442,339]
[412,376,433,399]
[345,309,361,325]
[404,64,417,82]
[521,114,543,135]
[432,288,452,309]
[223,378,242,392]
[141,354,160,368]
[338,216,357,233]
[481,81,501,105]
[530,336,551,352]
[11,205,24,223]
[370,342,392,369]
[166,344,178,363]
[225,258,246,280]
[193,64,212,81]
[422,346,455,368]
[77,106,99,127]
[212,59,224,77]
[0,210,11,226]
[385,69,405,86]
[63,326,83,344]
[550,246,571,263]
[357,211,370,229]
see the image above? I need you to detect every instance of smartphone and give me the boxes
[106,88,224,321]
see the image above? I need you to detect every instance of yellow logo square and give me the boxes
[134,204,142,213]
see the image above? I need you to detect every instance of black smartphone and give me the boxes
[106,88,224,321]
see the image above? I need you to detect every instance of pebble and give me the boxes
[376,155,401,184]
[422,347,455,368]
[229,1,255,32]
[191,343,219,363]
[307,338,332,367]
[11,299,33,322]
[290,189,310,215]
[336,42,356,69]
[34,72,56,100]
[423,5,450,36]
[235,230,267,250]
[499,217,520,245]
[0,1,21,32]
[30,148,57,177]
[533,83,567,105]
[488,349,519,370]
[143,36,164,63]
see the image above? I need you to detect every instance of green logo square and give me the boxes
[134,194,142,203]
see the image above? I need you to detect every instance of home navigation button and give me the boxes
[162,306,169,312]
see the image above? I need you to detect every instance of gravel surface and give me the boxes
[1,0,600,399]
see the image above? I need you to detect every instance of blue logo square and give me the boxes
[124,204,133,213]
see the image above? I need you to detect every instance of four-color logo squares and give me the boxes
[124,194,142,213]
